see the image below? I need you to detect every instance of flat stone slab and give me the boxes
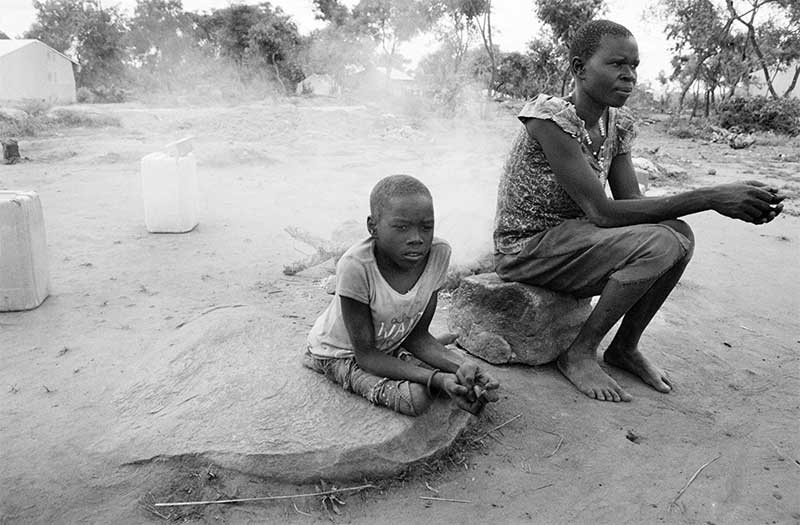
[448,273,592,365]
[96,306,472,482]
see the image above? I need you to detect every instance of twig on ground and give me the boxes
[283,226,347,275]
[175,304,247,329]
[473,413,522,442]
[154,483,375,507]
[424,481,439,494]
[142,503,171,521]
[739,325,757,333]
[533,483,553,492]
[292,502,312,516]
[767,439,800,470]
[419,496,471,504]
[284,226,333,251]
[670,454,722,507]
[531,426,565,457]
[546,435,565,458]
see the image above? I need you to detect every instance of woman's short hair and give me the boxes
[569,19,633,62]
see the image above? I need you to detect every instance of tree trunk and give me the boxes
[560,68,571,97]
[725,0,779,99]
[476,1,496,97]
[272,52,286,94]
[783,65,800,98]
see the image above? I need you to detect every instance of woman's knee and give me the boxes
[663,219,695,260]
[653,221,694,261]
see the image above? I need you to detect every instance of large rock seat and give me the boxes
[447,273,592,365]
[96,306,472,482]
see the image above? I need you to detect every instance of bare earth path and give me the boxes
[1,99,798,523]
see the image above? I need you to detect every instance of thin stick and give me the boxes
[546,435,564,458]
[533,483,553,492]
[292,502,312,516]
[154,483,376,507]
[419,496,471,504]
[767,439,800,470]
[670,454,722,506]
[175,304,247,329]
[424,481,439,494]
[473,413,522,442]
[531,426,565,458]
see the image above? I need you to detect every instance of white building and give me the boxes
[0,39,78,104]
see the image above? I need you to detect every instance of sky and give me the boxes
[0,0,673,85]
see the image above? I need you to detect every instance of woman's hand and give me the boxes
[710,181,785,224]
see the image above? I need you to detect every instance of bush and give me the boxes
[47,108,121,128]
[90,84,128,103]
[76,87,96,103]
[18,98,52,117]
[717,96,800,135]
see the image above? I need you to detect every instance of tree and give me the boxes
[724,0,800,98]
[312,0,350,26]
[301,25,374,90]
[26,0,128,96]
[661,0,736,112]
[428,0,479,76]
[247,11,304,92]
[194,4,304,91]
[128,0,195,75]
[352,0,434,77]
[534,0,606,94]
[0,31,9,39]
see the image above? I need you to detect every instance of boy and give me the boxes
[305,174,499,416]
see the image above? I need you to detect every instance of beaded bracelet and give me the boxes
[426,369,441,398]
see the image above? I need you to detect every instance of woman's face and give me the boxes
[580,34,639,107]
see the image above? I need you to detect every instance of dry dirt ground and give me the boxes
[1,96,799,524]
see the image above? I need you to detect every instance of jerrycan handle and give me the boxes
[164,136,194,158]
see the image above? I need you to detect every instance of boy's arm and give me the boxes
[402,291,469,373]
[403,292,499,399]
[340,295,459,389]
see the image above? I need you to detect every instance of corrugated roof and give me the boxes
[0,39,78,64]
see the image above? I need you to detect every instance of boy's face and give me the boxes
[369,193,434,270]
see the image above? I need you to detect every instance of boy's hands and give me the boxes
[435,372,469,401]
[453,361,500,414]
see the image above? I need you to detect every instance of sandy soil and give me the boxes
[1,96,798,524]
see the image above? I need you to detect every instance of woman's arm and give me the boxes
[607,152,644,200]
[528,119,783,227]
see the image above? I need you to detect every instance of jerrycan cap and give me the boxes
[164,136,194,158]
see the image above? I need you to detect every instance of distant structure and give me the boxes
[0,39,78,104]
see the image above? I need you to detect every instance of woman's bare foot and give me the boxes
[556,352,632,402]
[603,346,672,393]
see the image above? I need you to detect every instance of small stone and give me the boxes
[447,273,591,365]
[707,169,716,175]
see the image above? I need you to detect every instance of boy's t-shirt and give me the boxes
[307,237,451,359]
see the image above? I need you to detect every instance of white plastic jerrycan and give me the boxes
[141,137,199,233]
[0,190,50,311]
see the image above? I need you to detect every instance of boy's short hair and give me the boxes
[370,174,431,221]
[569,19,633,62]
